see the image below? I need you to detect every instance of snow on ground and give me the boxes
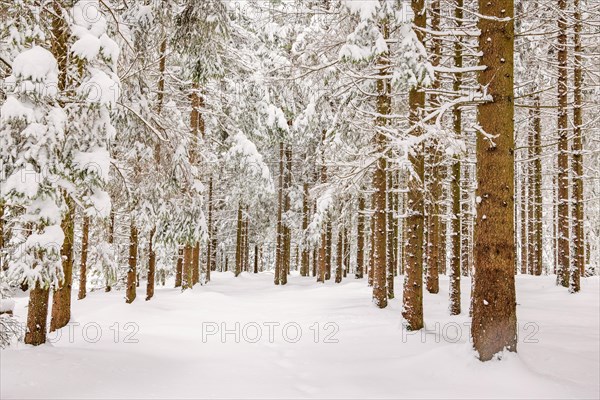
[2,273,599,399]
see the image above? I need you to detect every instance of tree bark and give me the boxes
[556,0,570,288]
[335,230,343,283]
[24,283,50,346]
[402,0,426,330]
[275,142,284,284]
[471,0,518,361]
[126,221,138,303]
[175,247,183,287]
[78,215,90,300]
[571,0,583,291]
[50,196,74,331]
[146,227,156,300]
[235,204,243,278]
[532,98,543,276]
[301,182,310,276]
[356,195,366,278]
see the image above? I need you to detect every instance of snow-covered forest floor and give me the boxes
[2,274,598,399]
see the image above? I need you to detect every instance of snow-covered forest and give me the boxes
[1,0,599,398]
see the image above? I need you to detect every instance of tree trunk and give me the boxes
[106,211,115,292]
[24,283,50,346]
[425,0,441,295]
[206,178,214,281]
[533,98,543,276]
[520,146,528,274]
[182,244,193,290]
[471,0,517,361]
[372,16,390,309]
[335,230,343,283]
[449,0,463,316]
[301,182,310,277]
[126,221,138,303]
[387,167,395,299]
[402,0,426,330]
[78,215,90,300]
[50,196,74,332]
[235,204,243,278]
[175,247,183,287]
[556,0,570,287]
[254,244,259,273]
[146,227,156,300]
[570,0,583,291]
[281,145,292,284]
[275,142,284,284]
[356,195,366,278]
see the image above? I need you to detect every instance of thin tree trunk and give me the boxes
[206,178,213,281]
[301,182,310,277]
[146,227,156,300]
[78,215,90,300]
[126,221,138,303]
[533,98,543,276]
[449,0,463,316]
[235,204,243,277]
[335,230,343,283]
[471,0,517,361]
[275,142,284,284]
[426,0,441,295]
[254,244,259,273]
[520,147,528,274]
[372,16,390,309]
[387,166,395,299]
[106,211,115,292]
[402,0,426,330]
[356,195,365,279]
[571,0,583,291]
[282,145,292,284]
[556,0,570,287]
[175,247,183,287]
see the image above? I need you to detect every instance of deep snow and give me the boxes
[1,273,599,399]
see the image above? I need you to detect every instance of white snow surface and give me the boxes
[2,274,598,399]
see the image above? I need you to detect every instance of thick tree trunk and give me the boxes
[50,196,74,332]
[556,0,570,287]
[78,215,90,300]
[571,0,583,291]
[24,283,50,346]
[146,227,156,300]
[471,0,517,361]
[126,221,138,303]
[402,0,426,330]
[356,195,366,278]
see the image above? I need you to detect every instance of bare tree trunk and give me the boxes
[571,0,583,291]
[520,149,528,274]
[471,0,517,361]
[78,215,90,300]
[126,221,138,303]
[387,167,395,299]
[356,195,366,278]
[402,0,426,330]
[182,244,194,290]
[50,196,74,331]
[146,227,156,300]
[254,244,259,273]
[556,0,570,287]
[281,146,292,285]
[527,109,536,275]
